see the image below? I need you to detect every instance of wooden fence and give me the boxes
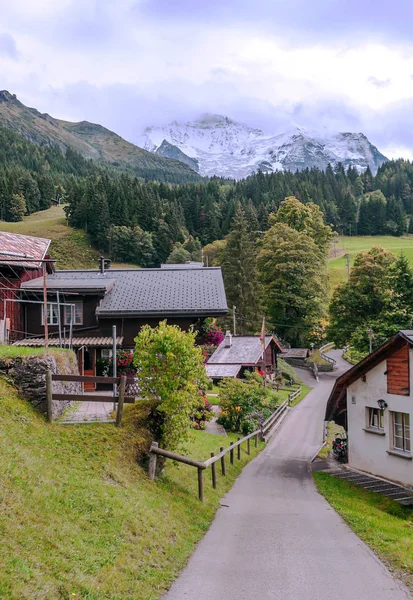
[46,372,136,426]
[148,399,290,502]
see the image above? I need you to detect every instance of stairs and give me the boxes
[324,466,413,505]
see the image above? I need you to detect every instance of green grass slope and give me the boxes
[314,472,413,590]
[0,206,100,270]
[0,91,199,183]
[0,378,261,599]
[329,235,413,289]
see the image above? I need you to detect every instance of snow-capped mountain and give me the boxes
[141,114,387,179]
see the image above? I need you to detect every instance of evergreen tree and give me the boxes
[259,222,328,346]
[222,205,262,335]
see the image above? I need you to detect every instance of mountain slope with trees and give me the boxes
[0,91,200,183]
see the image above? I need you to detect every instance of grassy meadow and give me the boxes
[0,378,263,599]
[328,235,413,289]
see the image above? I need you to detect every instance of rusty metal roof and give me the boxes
[0,232,51,269]
[13,336,123,348]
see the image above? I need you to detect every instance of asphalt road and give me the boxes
[165,350,411,600]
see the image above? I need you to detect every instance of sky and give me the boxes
[1,0,413,159]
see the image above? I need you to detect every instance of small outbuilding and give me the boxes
[206,332,284,381]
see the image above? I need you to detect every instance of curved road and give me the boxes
[165,350,411,600]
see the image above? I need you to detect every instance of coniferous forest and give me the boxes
[3,124,413,351]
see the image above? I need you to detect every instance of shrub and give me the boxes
[217,374,279,433]
[133,321,207,452]
[191,394,213,430]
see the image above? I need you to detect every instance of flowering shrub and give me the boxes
[204,322,225,347]
[97,350,137,377]
[217,373,279,433]
[191,393,213,430]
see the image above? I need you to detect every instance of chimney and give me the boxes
[224,330,232,348]
[99,256,111,274]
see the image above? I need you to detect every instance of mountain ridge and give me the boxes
[142,114,388,179]
[0,91,200,183]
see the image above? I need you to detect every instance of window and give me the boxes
[64,302,83,325]
[101,349,113,360]
[41,303,59,325]
[367,407,384,431]
[391,411,411,453]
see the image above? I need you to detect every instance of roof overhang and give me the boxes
[325,331,413,423]
[13,336,124,348]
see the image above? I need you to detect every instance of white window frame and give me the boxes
[101,349,113,360]
[64,302,83,326]
[391,411,411,453]
[41,303,59,326]
[367,407,384,431]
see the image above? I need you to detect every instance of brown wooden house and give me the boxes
[15,265,227,380]
[206,332,284,381]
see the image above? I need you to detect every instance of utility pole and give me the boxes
[42,260,49,355]
[368,327,373,354]
[233,305,236,337]
[112,325,117,410]
[345,254,351,281]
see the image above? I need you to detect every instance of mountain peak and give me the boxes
[0,90,18,103]
[142,116,387,179]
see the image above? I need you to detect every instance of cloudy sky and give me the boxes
[1,0,413,158]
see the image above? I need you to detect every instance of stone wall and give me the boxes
[0,350,81,419]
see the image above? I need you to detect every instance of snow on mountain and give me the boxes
[140,114,387,180]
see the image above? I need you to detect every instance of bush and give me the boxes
[133,321,207,452]
[217,374,279,433]
[191,394,213,430]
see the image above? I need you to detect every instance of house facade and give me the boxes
[206,332,284,381]
[15,265,227,382]
[326,331,413,488]
[0,231,52,342]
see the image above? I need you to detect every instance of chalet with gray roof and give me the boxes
[206,332,284,380]
[16,264,227,383]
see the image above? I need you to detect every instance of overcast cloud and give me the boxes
[1,0,413,158]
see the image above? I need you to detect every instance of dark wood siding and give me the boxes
[387,344,410,396]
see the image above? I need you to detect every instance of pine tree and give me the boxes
[222,205,262,335]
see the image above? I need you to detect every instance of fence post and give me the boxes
[148,442,158,480]
[46,368,53,423]
[247,437,251,455]
[220,446,226,476]
[198,467,204,502]
[211,452,217,489]
[230,441,234,465]
[237,437,241,460]
[115,375,126,427]
[255,432,258,448]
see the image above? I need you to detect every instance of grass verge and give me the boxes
[314,472,413,590]
[0,379,262,599]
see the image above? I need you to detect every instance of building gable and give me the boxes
[387,344,410,396]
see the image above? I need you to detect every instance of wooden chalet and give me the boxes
[206,332,284,381]
[0,231,53,342]
[15,264,227,383]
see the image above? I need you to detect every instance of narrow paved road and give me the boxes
[165,350,411,600]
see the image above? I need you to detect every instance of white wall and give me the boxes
[347,349,413,487]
